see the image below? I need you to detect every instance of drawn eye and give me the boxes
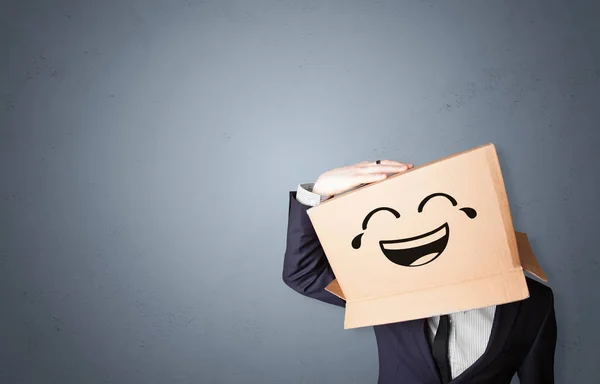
[418,193,458,212]
[418,192,476,219]
[351,207,400,249]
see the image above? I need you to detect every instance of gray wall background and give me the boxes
[2,1,599,383]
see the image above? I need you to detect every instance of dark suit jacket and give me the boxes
[282,192,557,384]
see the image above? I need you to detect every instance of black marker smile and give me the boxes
[350,192,476,267]
[379,223,449,267]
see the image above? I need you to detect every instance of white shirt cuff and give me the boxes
[296,183,331,207]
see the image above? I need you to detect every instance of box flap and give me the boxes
[325,279,346,300]
[343,268,529,329]
[515,232,548,282]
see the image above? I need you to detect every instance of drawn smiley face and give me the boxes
[351,193,477,267]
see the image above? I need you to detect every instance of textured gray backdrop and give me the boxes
[2,1,599,383]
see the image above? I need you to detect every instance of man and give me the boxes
[282,160,557,384]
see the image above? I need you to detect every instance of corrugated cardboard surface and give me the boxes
[325,231,544,328]
[344,269,528,329]
[515,232,548,282]
[308,143,546,329]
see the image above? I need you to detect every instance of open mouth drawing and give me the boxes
[379,223,449,267]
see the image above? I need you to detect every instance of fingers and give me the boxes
[357,164,411,175]
[358,173,389,184]
[379,160,414,168]
[357,160,414,168]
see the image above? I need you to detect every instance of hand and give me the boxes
[312,160,414,197]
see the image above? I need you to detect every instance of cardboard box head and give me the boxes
[306,143,547,329]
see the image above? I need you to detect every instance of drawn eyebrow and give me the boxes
[361,207,400,230]
[417,193,458,213]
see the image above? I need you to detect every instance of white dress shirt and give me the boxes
[295,183,496,379]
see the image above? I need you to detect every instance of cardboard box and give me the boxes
[306,143,547,329]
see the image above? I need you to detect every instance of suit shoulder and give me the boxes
[525,277,554,309]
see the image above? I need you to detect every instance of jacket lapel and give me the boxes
[413,319,442,382]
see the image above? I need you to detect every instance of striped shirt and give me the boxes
[296,183,496,379]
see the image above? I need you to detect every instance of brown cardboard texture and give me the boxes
[306,143,547,329]
[324,231,546,301]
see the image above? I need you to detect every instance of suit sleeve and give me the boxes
[517,291,557,383]
[282,191,345,307]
